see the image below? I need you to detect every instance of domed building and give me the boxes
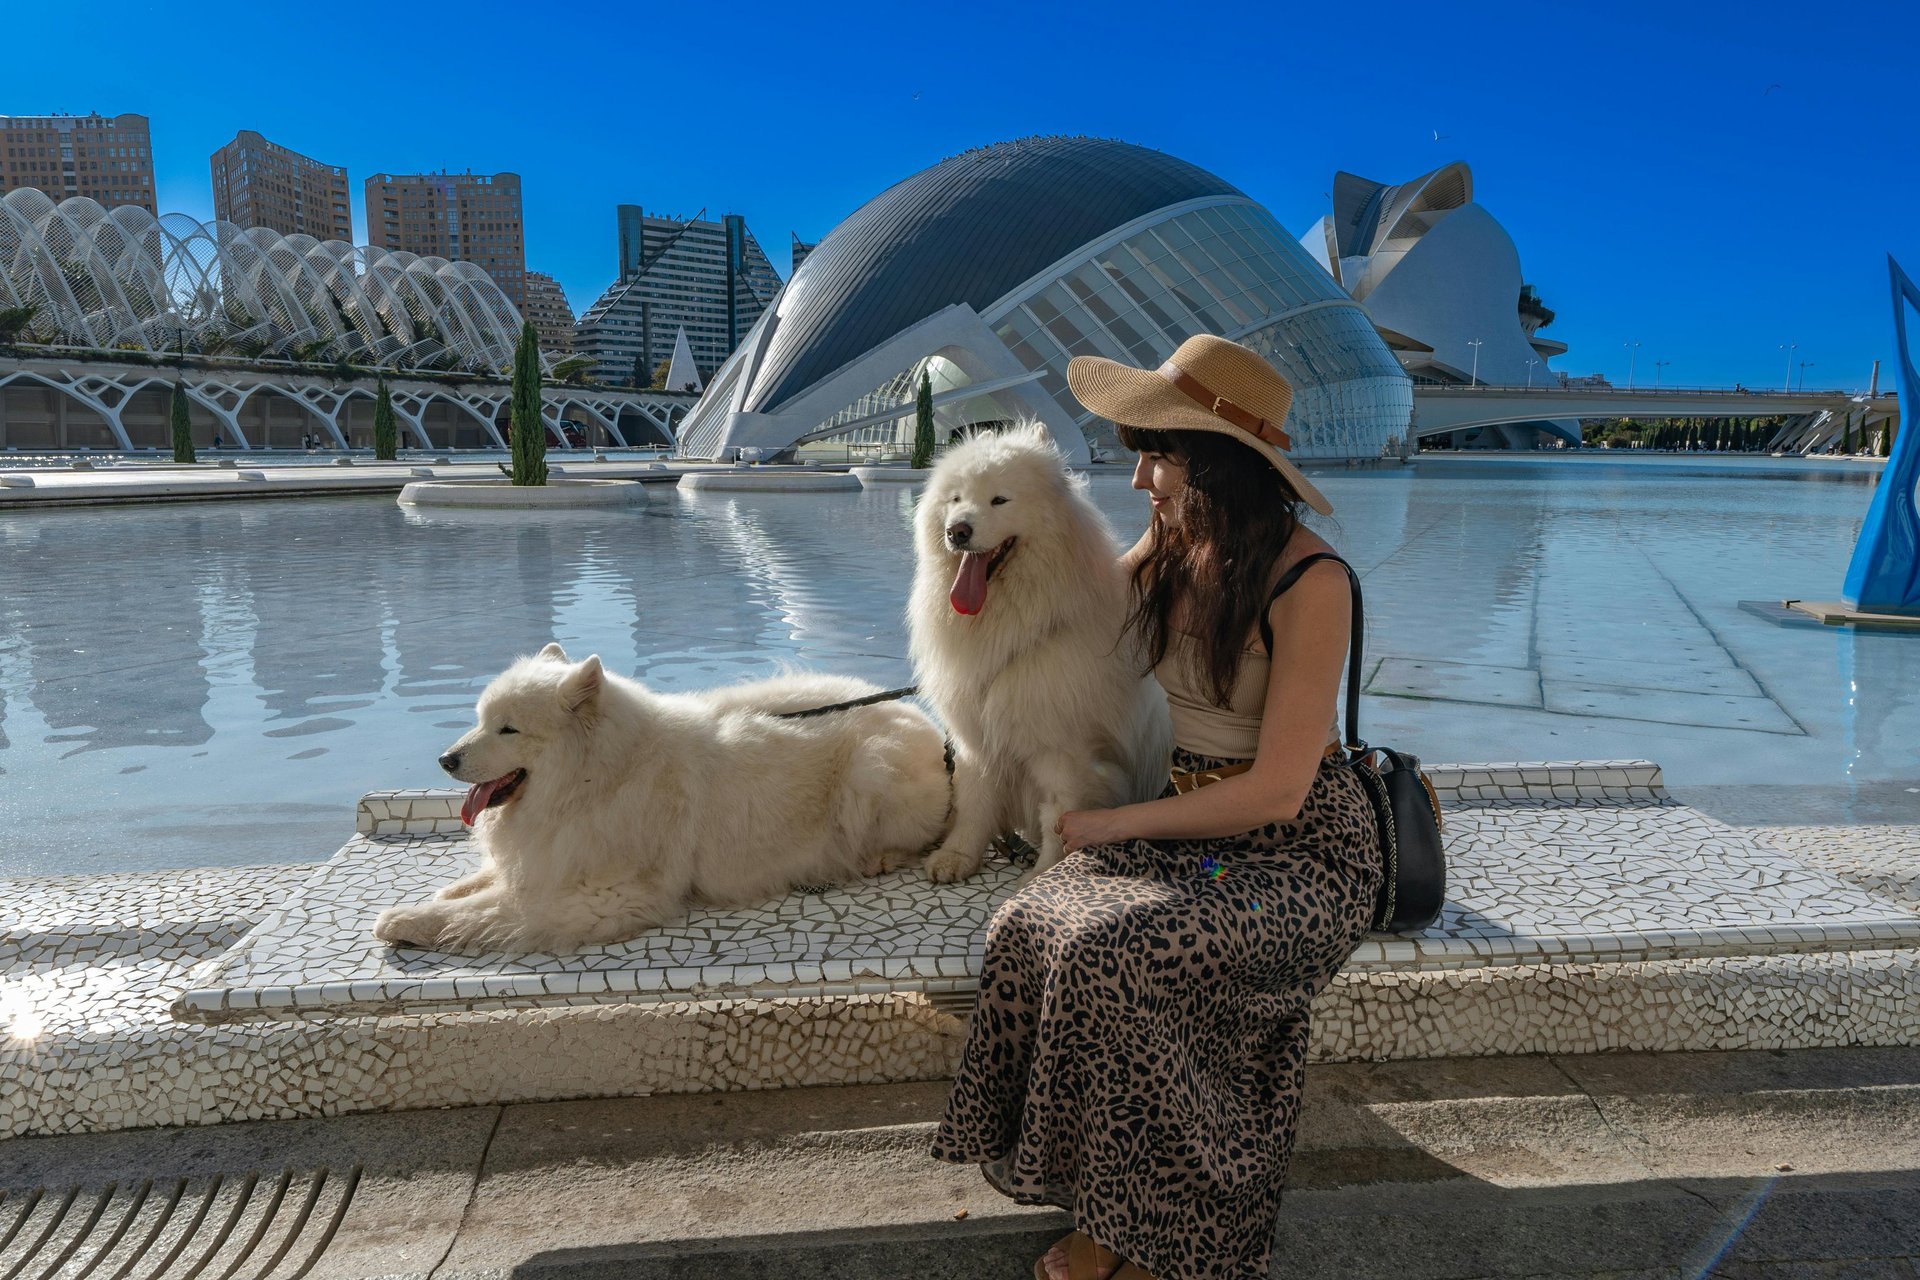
[678,137,1412,463]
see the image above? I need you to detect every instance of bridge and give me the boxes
[0,351,697,453]
[1412,383,1899,451]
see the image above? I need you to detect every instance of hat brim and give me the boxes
[1066,355,1333,517]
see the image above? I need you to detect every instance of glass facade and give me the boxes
[983,200,1411,459]
[678,139,1411,463]
[788,199,1411,460]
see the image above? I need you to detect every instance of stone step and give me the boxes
[172,760,1920,1026]
[5,1049,1920,1279]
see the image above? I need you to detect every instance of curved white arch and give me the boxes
[0,190,533,374]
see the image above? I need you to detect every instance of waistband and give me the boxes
[1168,741,1342,795]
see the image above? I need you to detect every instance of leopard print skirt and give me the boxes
[929,748,1382,1280]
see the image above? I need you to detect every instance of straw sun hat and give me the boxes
[1066,334,1332,516]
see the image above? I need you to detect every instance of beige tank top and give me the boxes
[1156,630,1341,761]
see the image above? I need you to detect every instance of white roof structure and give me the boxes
[663,327,702,393]
[679,137,1412,463]
[0,189,530,374]
[1301,162,1575,445]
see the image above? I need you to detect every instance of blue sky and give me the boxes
[9,0,1916,390]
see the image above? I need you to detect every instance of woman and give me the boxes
[929,335,1383,1280]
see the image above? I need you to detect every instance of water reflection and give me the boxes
[0,457,1914,876]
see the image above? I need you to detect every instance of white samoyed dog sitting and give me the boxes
[910,424,1172,884]
[371,644,952,953]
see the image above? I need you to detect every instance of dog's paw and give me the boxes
[880,845,926,873]
[372,903,441,949]
[923,845,983,884]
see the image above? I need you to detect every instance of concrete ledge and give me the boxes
[4,1049,1920,1278]
[7,760,1920,1139]
[850,466,931,486]
[677,470,862,493]
[397,479,649,509]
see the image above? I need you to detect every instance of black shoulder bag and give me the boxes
[1260,552,1446,933]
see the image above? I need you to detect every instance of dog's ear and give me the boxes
[539,641,569,662]
[560,655,603,712]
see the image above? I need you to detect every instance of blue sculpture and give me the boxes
[1842,256,1920,615]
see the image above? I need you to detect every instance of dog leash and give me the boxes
[772,685,960,895]
[771,684,955,780]
[771,684,920,718]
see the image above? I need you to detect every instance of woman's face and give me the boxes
[1132,447,1188,521]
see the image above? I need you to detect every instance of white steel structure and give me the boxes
[0,350,691,452]
[1301,163,1576,446]
[679,137,1412,464]
[0,190,531,375]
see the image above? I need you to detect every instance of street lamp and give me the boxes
[1524,357,1540,388]
[1467,338,1484,387]
[1779,341,1796,392]
[1798,360,1815,392]
[1624,340,1642,390]
[1654,359,1670,390]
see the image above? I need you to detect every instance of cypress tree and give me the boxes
[910,369,935,469]
[631,350,646,389]
[1842,416,1854,455]
[1883,419,1894,457]
[509,320,547,486]
[169,381,196,463]
[373,374,398,460]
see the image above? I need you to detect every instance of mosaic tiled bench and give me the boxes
[172,761,1920,1026]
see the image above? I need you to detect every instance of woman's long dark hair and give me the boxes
[1116,424,1304,707]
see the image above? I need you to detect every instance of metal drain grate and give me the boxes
[0,1165,359,1280]
[925,988,979,1018]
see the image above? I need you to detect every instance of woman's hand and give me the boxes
[1055,807,1129,853]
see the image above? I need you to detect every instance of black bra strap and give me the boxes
[1257,552,1365,755]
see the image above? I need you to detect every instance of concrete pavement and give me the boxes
[3,1046,1919,1278]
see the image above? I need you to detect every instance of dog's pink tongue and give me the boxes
[460,777,504,827]
[950,552,990,615]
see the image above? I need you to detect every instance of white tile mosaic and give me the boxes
[4,762,1918,1140]
[176,764,1920,1023]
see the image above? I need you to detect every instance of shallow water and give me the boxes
[1,452,1913,877]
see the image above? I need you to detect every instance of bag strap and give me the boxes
[1257,551,1367,757]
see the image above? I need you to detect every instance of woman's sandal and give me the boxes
[1033,1229,1124,1280]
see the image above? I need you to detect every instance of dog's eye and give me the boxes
[990,496,1009,506]
[498,725,519,735]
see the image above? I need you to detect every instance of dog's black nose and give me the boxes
[438,751,461,773]
[947,520,972,546]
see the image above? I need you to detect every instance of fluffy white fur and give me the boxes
[909,423,1172,884]
[372,644,953,953]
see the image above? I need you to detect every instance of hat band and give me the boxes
[1156,360,1293,452]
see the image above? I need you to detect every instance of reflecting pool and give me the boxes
[1,452,1914,877]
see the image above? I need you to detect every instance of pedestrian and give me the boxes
[931,335,1383,1279]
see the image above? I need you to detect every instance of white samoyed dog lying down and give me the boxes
[910,424,1172,884]
[371,644,953,953]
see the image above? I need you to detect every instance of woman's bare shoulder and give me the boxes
[1267,528,1343,588]
[1282,526,1338,564]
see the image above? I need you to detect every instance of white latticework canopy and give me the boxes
[0,190,528,373]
